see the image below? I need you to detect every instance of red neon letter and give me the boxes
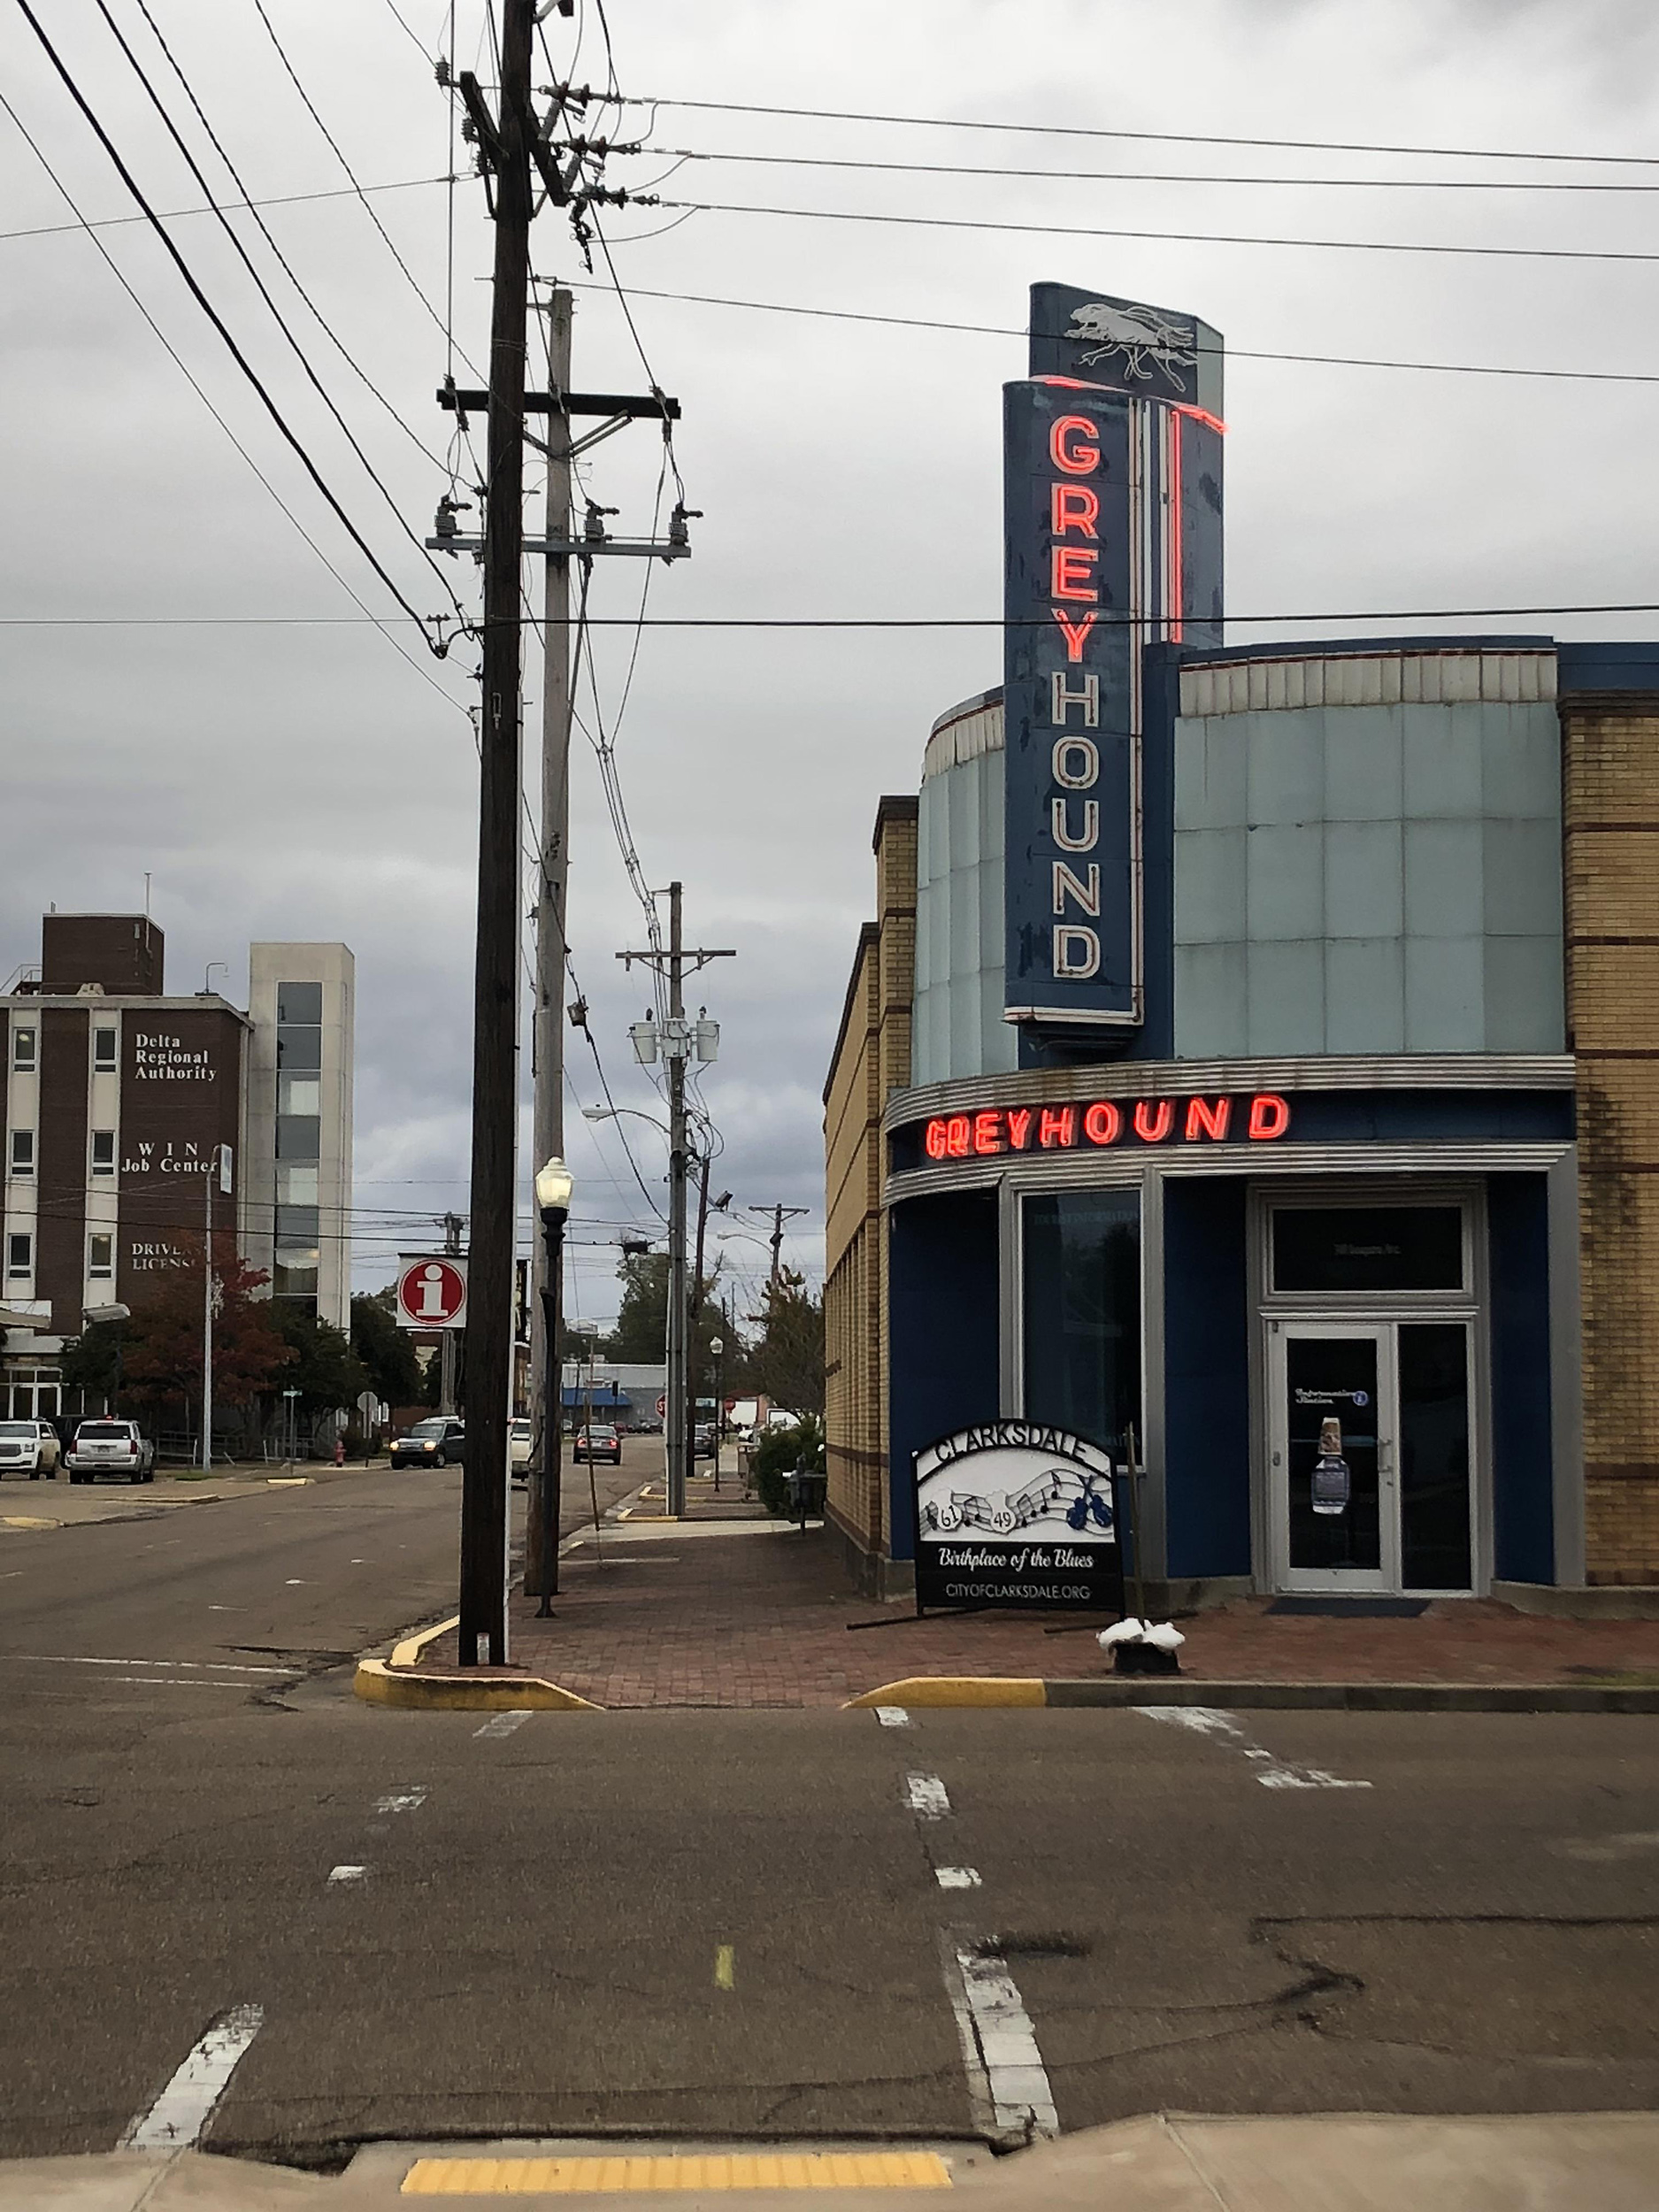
[925,1118,948,1160]
[1083,1101,1122,1147]
[1050,546,1099,603]
[1133,1099,1174,1144]
[945,1115,972,1157]
[1184,1096,1232,1142]
[1247,1093,1291,1141]
[1006,1107,1033,1151]
[1049,414,1100,475]
[1051,610,1099,663]
[1050,482,1100,539]
[1038,1105,1077,1149]
[972,1110,1005,1156]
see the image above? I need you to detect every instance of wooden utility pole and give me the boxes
[525,284,573,1603]
[618,887,733,1519]
[457,0,534,1667]
[749,1201,810,1287]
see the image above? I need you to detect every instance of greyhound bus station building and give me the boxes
[822,281,1659,1612]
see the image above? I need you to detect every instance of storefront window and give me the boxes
[1022,1190,1141,1450]
[1272,1206,1464,1294]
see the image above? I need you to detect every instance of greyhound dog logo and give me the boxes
[1064,301,1198,391]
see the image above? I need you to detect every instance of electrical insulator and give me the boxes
[668,502,703,549]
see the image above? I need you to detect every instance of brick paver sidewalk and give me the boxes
[407,1513,1659,1709]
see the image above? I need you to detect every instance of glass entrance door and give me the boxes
[1269,1321,1473,1594]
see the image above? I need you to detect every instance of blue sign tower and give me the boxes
[1003,283,1224,1038]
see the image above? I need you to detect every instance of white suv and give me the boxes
[0,1418,60,1479]
[65,1419,156,1485]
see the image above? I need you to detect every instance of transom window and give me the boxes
[1271,1205,1465,1295]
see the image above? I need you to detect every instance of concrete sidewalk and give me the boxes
[385,1507,1659,1709]
[11,2114,1659,2208]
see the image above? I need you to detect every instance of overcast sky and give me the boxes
[4,0,1657,1328]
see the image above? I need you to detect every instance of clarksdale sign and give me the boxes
[914,1423,1125,1614]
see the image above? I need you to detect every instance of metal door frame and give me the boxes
[1266,1318,1396,1594]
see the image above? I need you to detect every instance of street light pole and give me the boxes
[534,1158,573,1614]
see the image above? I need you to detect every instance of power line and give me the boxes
[652,193,1659,268]
[0,84,465,713]
[560,273,1659,390]
[94,0,465,618]
[659,143,1659,195]
[249,0,469,365]
[618,92,1659,171]
[12,600,1659,629]
[127,0,450,473]
[11,0,447,649]
[0,172,449,248]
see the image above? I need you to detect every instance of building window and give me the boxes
[274,1248,319,1297]
[88,1233,113,1280]
[93,1026,118,1071]
[8,1130,34,1178]
[277,1074,320,1118]
[1271,1206,1464,1294]
[90,1130,116,1177]
[12,1026,36,1072]
[277,1164,319,1204]
[1022,1189,1142,1449]
[5,1233,31,1279]
[276,1116,321,1160]
[277,980,323,1025]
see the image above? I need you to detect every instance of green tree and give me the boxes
[351,1290,423,1407]
[105,1238,293,1409]
[58,1318,123,1402]
[268,1302,365,1416]
[600,1251,723,1371]
[745,1269,825,1418]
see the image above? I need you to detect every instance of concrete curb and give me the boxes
[354,1658,602,1711]
[846,1675,1659,1713]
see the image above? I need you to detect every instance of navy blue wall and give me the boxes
[887,1192,1001,1561]
[1162,1177,1253,1579]
[1488,1174,1555,1585]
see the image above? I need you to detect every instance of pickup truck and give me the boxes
[65,1418,156,1484]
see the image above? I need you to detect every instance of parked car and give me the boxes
[389,1417,465,1470]
[510,1417,534,1481]
[0,1417,60,1479]
[572,1423,622,1465]
[693,1421,718,1459]
[65,1418,155,1485]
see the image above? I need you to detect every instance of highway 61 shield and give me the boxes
[913,1422,1123,1614]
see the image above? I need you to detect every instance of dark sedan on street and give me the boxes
[572,1423,622,1465]
[389,1417,465,1470]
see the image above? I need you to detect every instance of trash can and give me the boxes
[783,1468,826,1531]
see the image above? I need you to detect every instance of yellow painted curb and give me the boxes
[354,1658,601,1711]
[844,1677,1048,1709]
[402,2150,951,2193]
[390,1614,460,1671]
[1,1514,60,1531]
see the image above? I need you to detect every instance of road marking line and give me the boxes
[473,1709,533,1739]
[940,1940,1056,2142]
[905,1773,951,1820]
[119,2003,264,2151]
[285,1578,308,1586]
[6,1654,293,1675]
[873,1705,911,1728]
[327,1864,368,1885]
[373,1789,428,1815]
[714,1944,735,1990]
[1135,1705,1373,1789]
[935,1867,982,1890]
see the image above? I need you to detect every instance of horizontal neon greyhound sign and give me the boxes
[922,1092,1290,1160]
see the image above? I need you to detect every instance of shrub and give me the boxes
[749,1415,826,1517]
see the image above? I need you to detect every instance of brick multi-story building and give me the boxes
[0,914,352,1423]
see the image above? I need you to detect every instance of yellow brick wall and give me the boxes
[1563,698,1659,1582]
[822,800,917,1569]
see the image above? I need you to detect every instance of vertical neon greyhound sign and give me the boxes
[1002,283,1224,1031]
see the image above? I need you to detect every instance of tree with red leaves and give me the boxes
[119,1234,295,1409]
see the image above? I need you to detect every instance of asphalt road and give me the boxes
[3,1474,1657,2169]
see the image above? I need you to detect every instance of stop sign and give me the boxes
[656,1394,667,1418]
[397,1257,467,1329]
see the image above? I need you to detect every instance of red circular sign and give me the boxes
[656,1394,667,1418]
[399,1258,466,1327]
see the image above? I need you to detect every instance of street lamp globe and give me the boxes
[709,1337,724,1357]
[535,1156,574,1215]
